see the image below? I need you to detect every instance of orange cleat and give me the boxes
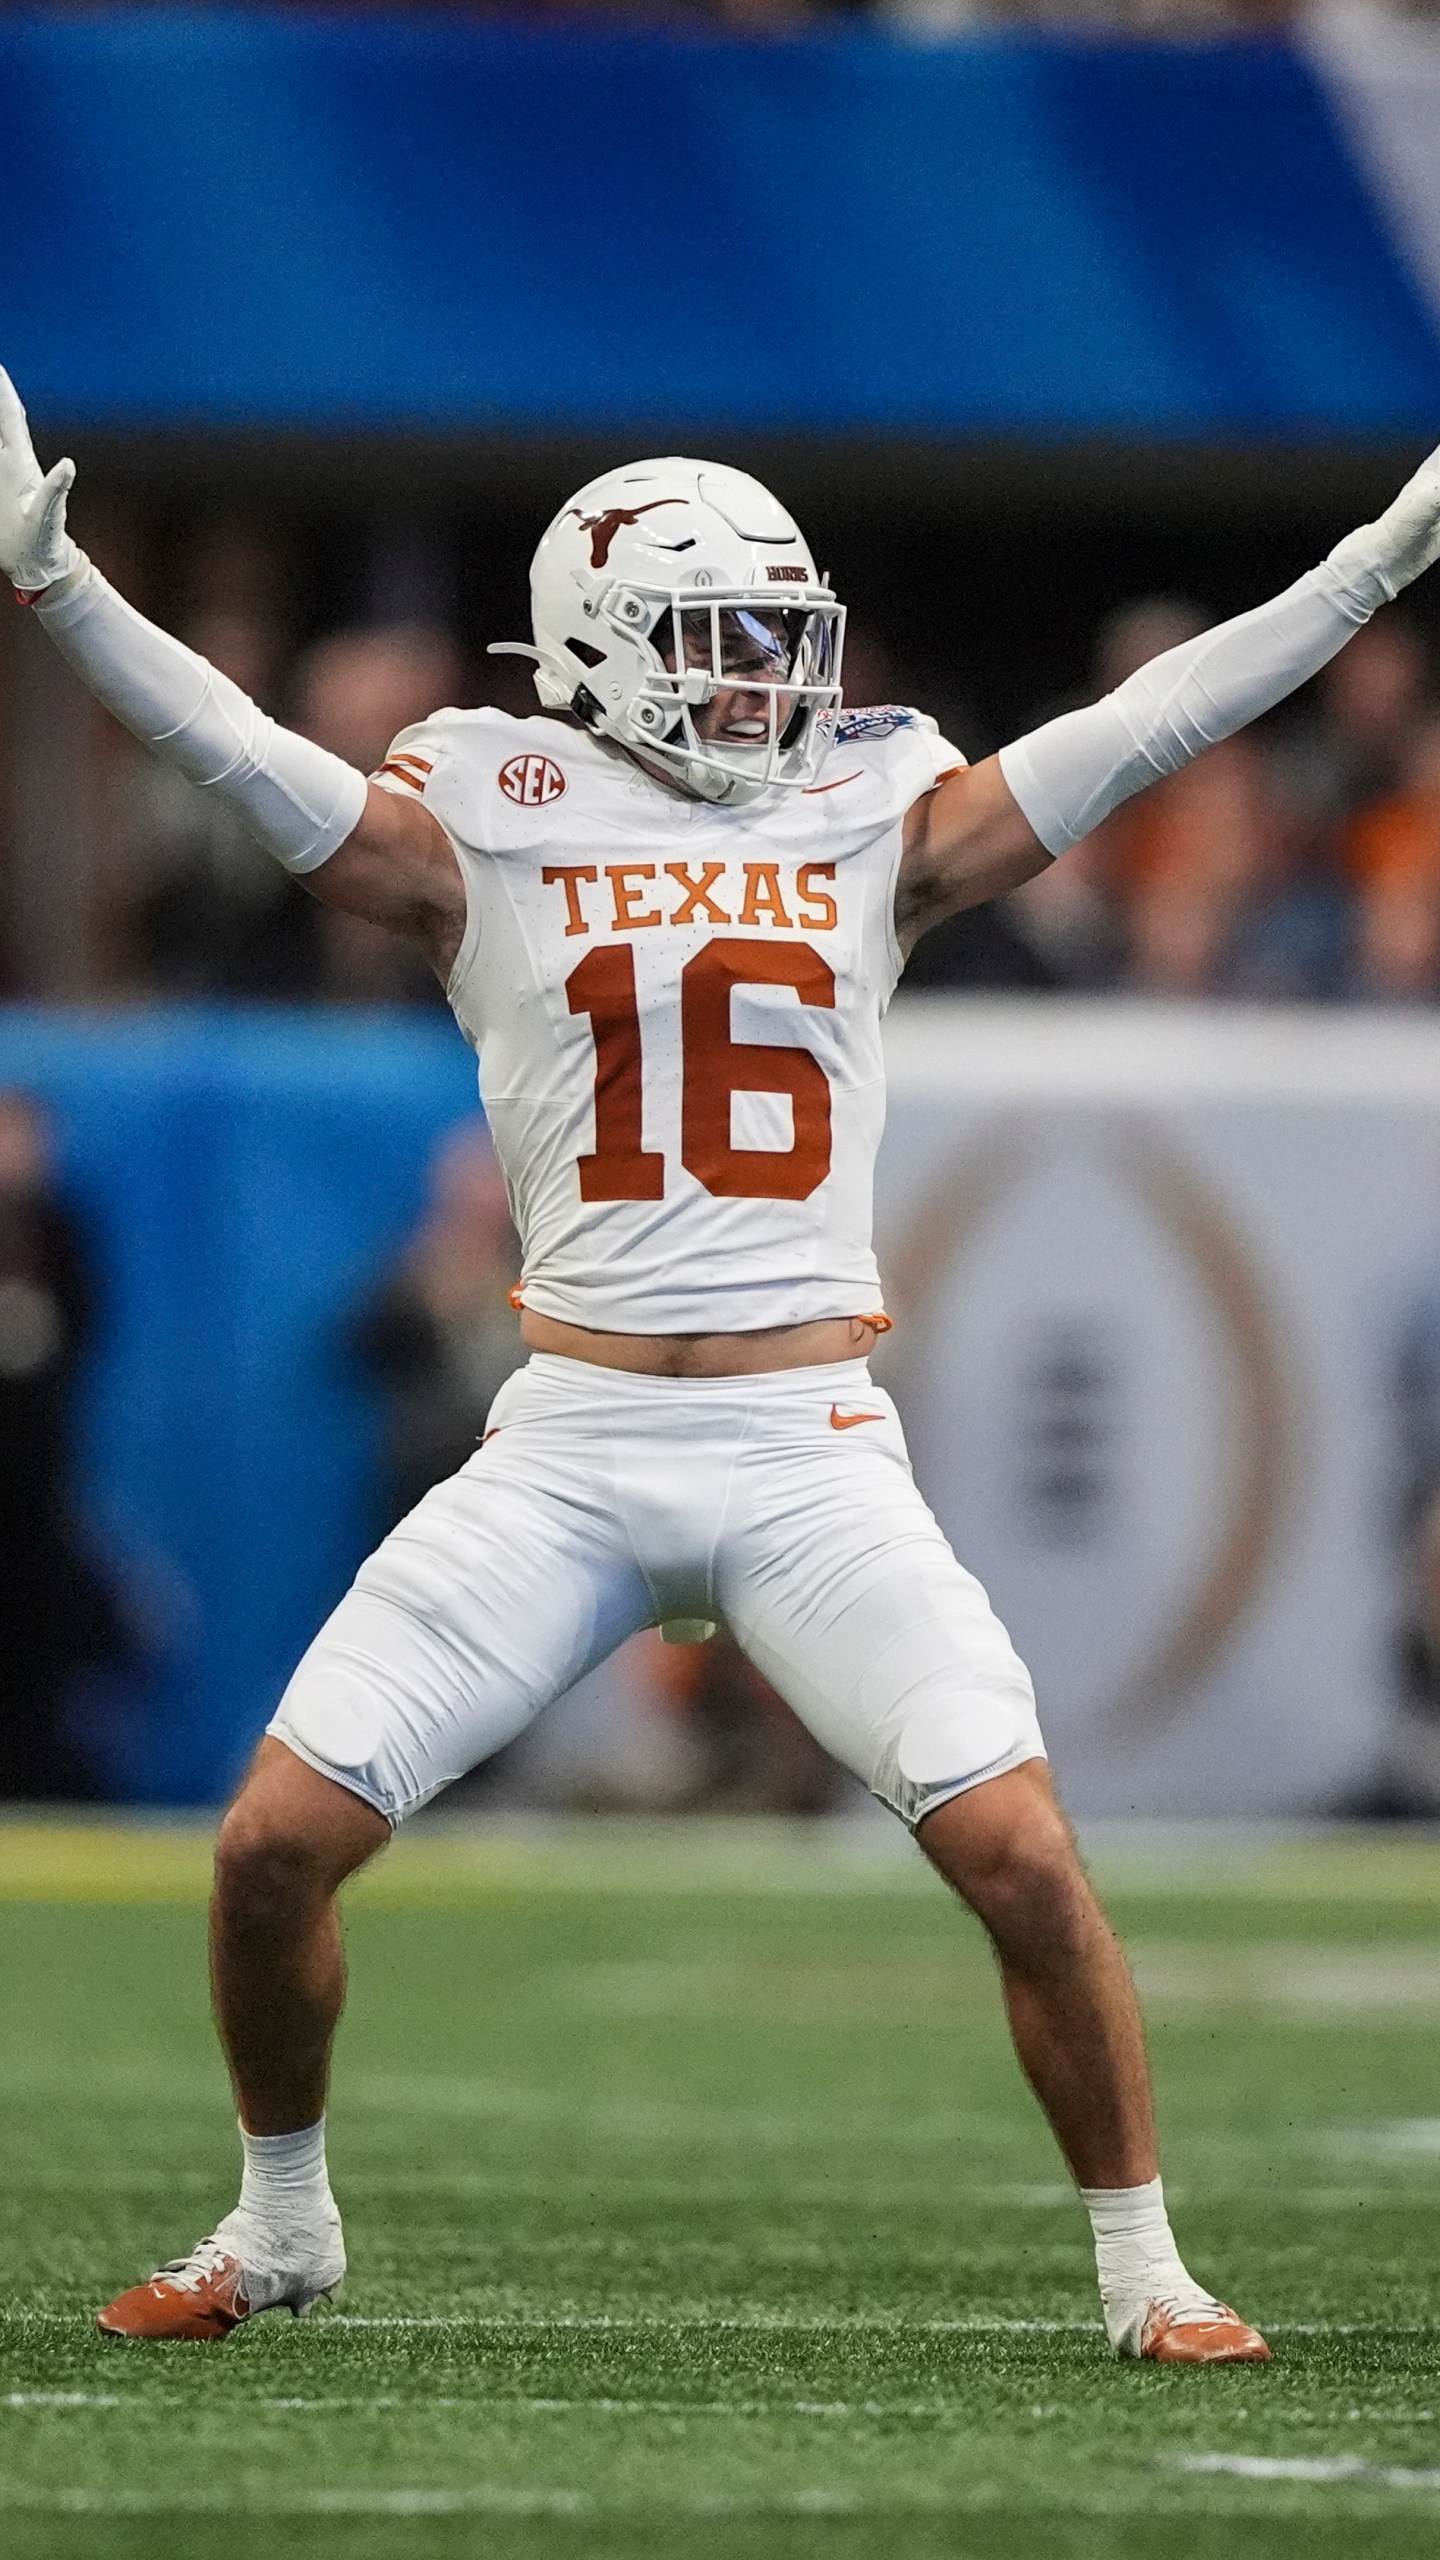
[97,2228,341,2341]
[1140,2299,1271,2364]
[98,2241,251,2341]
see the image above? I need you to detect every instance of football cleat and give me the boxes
[1138,2296,1271,2364]
[96,2229,342,2342]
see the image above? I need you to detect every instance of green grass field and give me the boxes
[4,1816,1440,2560]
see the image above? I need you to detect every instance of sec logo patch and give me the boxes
[499,753,567,808]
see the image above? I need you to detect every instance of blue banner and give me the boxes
[4,12,1440,437]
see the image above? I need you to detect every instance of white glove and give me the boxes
[1329,440,1440,604]
[0,367,80,595]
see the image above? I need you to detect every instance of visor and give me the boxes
[671,601,840,691]
[615,586,844,797]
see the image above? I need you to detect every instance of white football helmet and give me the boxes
[492,458,845,805]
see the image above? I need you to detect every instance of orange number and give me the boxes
[565,943,665,1201]
[566,937,836,1203]
[681,939,835,1200]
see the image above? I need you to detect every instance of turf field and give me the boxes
[4,1816,1440,2560]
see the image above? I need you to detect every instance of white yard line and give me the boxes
[9,2307,1436,2341]
[2,2395,122,2409]
[1,2392,1020,2419]
[324,2312,1421,2336]
[0,2483,1261,2520]
[326,2311,1097,2332]
[254,2395,959,2417]
[0,2488,597,2516]
[11,2308,1434,2338]
[1171,2453,1440,2490]
[1337,2119,1440,2158]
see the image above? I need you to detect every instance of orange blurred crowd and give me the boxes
[1010,604,1440,1004]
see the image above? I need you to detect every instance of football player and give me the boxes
[6,368,1438,2360]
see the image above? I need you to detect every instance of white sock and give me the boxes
[205,2120,343,2313]
[223,2119,338,2255]
[237,2118,332,2216]
[1079,2176,1216,2352]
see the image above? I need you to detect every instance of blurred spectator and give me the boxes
[121,606,323,995]
[840,617,1054,993]
[120,617,463,1002]
[350,1119,524,1530]
[1247,615,1434,1000]
[292,624,464,1003]
[1271,615,1429,849]
[901,893,1061,994]
[1046,598,1281,997]
[1006,601,1440,1004]
[1111,740,1278,996]
[1339,712,1440,1001]
[1110,600,1272,992]
[0,1091,126,1799]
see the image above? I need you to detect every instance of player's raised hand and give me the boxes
[1331,439,1440,601]
[0,367,79,595]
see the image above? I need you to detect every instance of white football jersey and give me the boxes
[375,706,962,1334]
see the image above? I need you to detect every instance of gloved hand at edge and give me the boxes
[0,367,81,597]
[1328,441,1440,605]
[0,364,365,874]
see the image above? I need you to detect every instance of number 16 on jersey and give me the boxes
[566,936,837,1203]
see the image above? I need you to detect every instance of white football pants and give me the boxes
[269,1354,1045,1829]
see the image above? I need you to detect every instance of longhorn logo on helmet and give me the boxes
[567,500,684,569]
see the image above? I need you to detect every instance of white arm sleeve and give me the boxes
[32,556,367,874]
[997,547,1390,860]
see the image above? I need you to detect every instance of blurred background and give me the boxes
[6,0,1440,1818]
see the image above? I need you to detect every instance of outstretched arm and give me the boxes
[896,442,1440,952]
[0,370,465,975]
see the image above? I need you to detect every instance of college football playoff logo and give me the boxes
[499,753,567,808]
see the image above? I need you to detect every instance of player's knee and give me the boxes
[213,1803,329,1932]
[978,1816,1078,1928]
[215,1756,381,1927]
[921,1765,1085,1938]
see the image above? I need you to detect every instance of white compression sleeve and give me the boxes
[31,556,367,873]
[998,547,1390,859]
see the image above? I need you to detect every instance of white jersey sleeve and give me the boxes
[377,704,962,1335]
[372,707,498,840]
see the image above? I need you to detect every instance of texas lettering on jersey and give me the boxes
[374,706,962,1335]
[539,858,839,938]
